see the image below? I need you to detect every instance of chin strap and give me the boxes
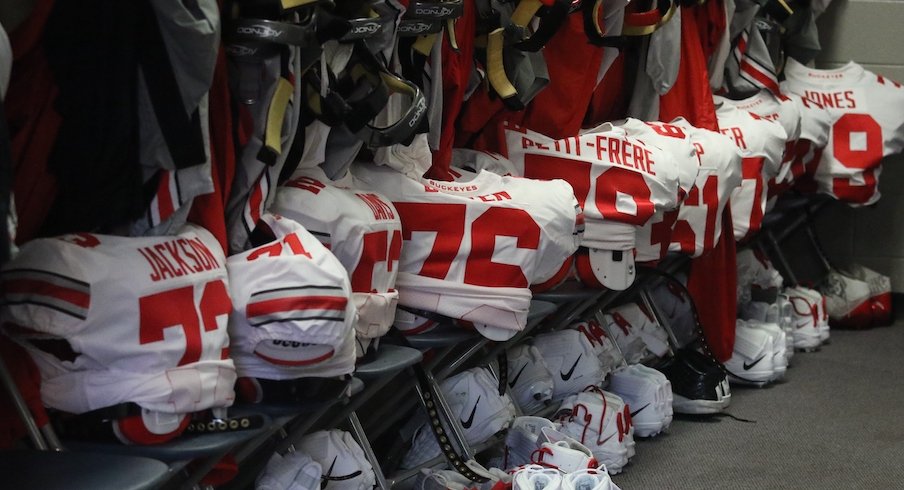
[620,0,676,36]
[409,363,492,483]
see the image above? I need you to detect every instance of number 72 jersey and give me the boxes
[0,225,236,415]
[782,58,904,206]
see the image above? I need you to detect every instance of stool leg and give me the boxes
[347,412,389,490]
[0,354,49,450]
[765,231,800,286]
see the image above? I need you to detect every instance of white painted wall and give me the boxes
[801,0,904,290]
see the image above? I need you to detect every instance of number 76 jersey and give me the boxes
[352,163,581,340]
[0,226,236,415]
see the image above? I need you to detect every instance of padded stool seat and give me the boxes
[0,450,170,490]
[527,300,558,324]
[402,325,481,349]
[533,281,600,303]
[355,344,423,379]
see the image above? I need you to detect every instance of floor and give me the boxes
[611,323,904,489]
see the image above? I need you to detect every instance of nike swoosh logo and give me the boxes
[321,455,362,485]
[509,364,528,388]
[560,353,583,381]
[630,403,650,418]
[460,395,481,429]
[743,355,766,370]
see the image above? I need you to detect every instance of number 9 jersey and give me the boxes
[0,225,236,415]
[782,58,904,206]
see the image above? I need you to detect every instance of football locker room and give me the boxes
[1,0,902,488]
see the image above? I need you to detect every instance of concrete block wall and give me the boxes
[804,0,904,290]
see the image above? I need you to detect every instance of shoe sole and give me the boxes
[671,393,730,414]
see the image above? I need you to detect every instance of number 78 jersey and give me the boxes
[352,163,580,339]
[0,226,236,415]
[782,58,904,206]
[503,123,683,288]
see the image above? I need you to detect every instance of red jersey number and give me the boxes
[395,203,541,288]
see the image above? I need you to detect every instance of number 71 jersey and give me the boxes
[782,58,904,206]
[0,225,236,415]
[271,167,403,354]
[352,163,581,340]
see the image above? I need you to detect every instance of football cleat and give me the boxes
[820,270,873,329]
[507,344,556,415]
[256,451,322,490]
[648,274,699,347]
[654,348,730,415]
[534,330,607,401]
[575,319,625,375]
[297,430,376,490]
[608,364,670,437]
[532,427,599,473]
[602,303,670,364]
[561,468,622,490]
[724,320,775,386]
[504,416,558,469]
[843,264,893,326]
[401,367,517,469]
[555,388,632,474]
[784,287,824,350]
[512,465,563,490]
[745,320,788,381]
[740,300,794,365]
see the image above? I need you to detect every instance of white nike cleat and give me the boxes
[533,330,607,401]
[724,321,775,386]
[533,427,599,473]
[784,287,823,351]
[507,344,556,415]
[843,264,893,326]
[512,465,563,490]
[745,320,788,381]
[602,303,671,364]
[555,389,631,474]
[561,468,622,490]
[774,294,796,363]
[575,319,624,375]
[256,451,322,490]
[608,365,667,437]
[504,416,558,469]
[401,367,517,469]
[820,270,873,330]
[297,430,376,490]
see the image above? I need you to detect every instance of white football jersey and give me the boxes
[0,225,235,415]
[713,96,788,241]
[670,119,744,257]
[352,162,580,338]
[612,119,699,262]
[780,93,833,198]
[782,58,904,205]
[227,214,356,380]
[272,167,402,345]
[503,122,682,287]
[720,90,832,209]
